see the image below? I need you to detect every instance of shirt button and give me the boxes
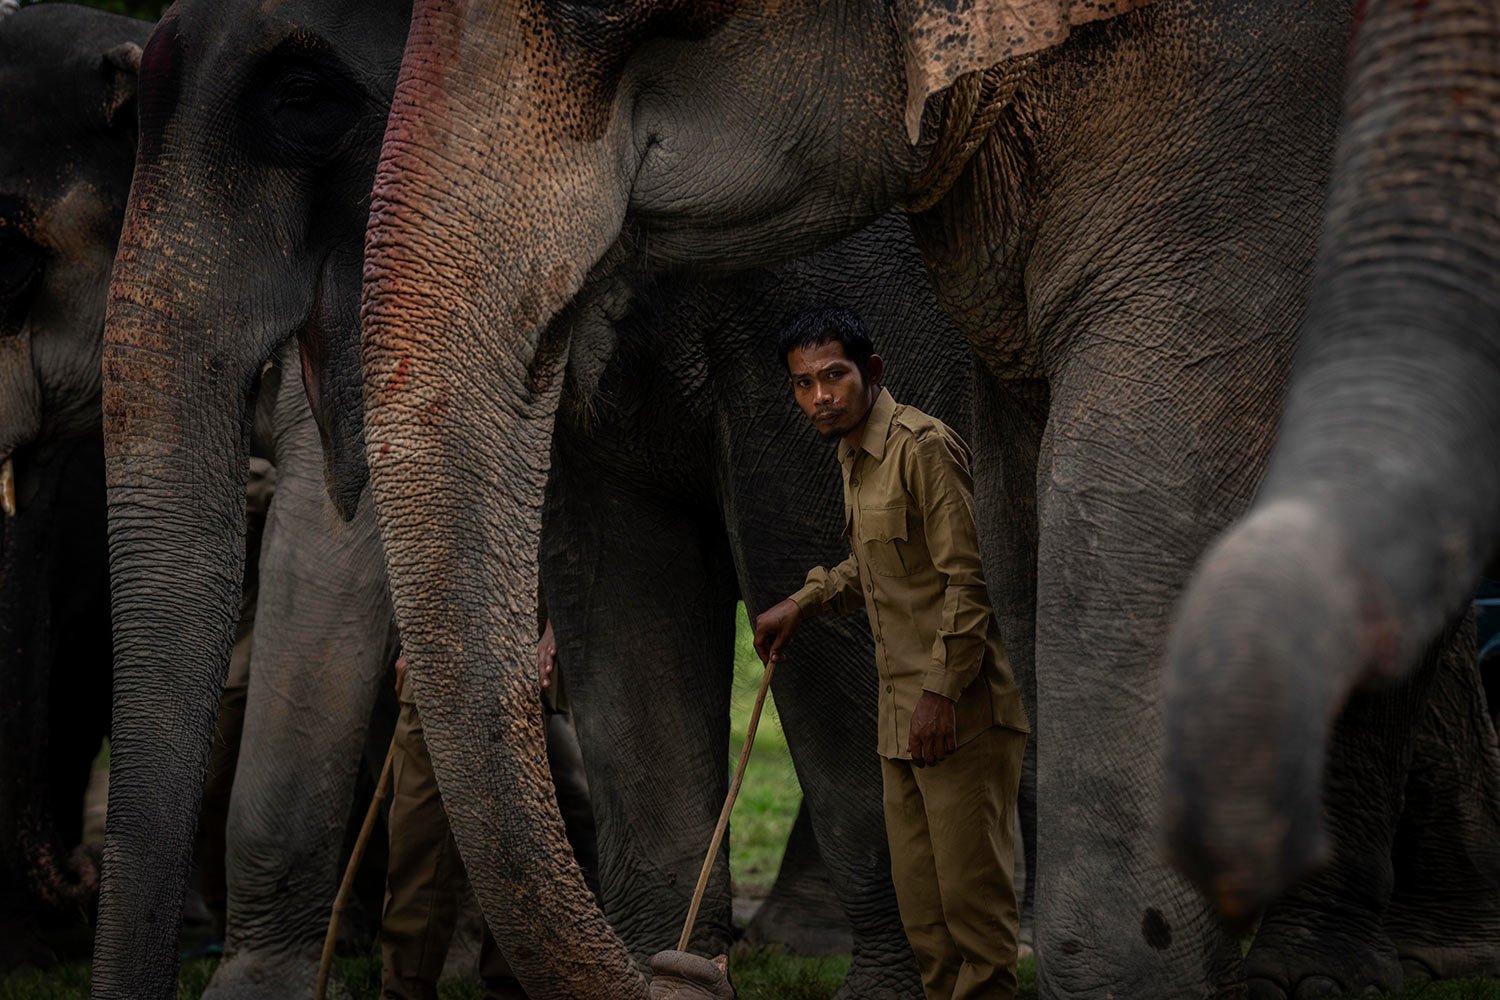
[851,477,860,487]
[886,684,893,693]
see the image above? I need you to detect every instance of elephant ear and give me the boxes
[101,41,143,129]
[901,0,1157,141]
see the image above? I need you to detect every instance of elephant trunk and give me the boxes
[1163,0,1500,920]
[92,190,261,999]
[360,3,649,996]
[0,438,109,917]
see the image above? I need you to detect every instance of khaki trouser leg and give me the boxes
[381,696,468,1000]
[882,726,1026,1000]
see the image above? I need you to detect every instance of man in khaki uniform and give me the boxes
[754,306,1029,1000]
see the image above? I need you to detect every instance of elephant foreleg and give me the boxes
[971,371,1046,949]
[204,371,394,1000]
[541,467,739,959]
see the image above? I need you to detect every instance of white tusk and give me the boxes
[0,456,14,518]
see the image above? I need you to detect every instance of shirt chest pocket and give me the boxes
[857,504,911,577]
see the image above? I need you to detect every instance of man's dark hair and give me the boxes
[777,306,876,378]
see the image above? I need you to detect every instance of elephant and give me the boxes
[0,4,397,992]
[89,1,983,996]
[0,1,149,965]
[1163,0,1500,986]
[339,0,1500,997]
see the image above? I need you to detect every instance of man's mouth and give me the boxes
[814,409,843,423]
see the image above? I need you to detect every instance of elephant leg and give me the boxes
[542,479,738,959]
[1030,372,1247,1000]
[743,800,852,956]
[754,609,922,1000]
[971,372,1046,950]
[205,382,394,1000]
[193,603,253,941]
[1384,620,1500,982]
[544,710,600,896]
[1245,651,1435,999]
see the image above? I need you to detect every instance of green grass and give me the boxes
[7,606,1500,999]
[728,606,802,897]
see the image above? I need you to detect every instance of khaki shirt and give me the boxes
[790,388,1029,759]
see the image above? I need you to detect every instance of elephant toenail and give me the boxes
[1247,977,1288,1000]
[1292,975,1343,999]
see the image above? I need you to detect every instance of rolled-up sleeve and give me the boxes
[908,431,991,701]
[789,553,863,619]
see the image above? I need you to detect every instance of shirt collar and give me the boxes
[837,387,896,465]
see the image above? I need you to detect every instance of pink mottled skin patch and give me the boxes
[384,355,413,396]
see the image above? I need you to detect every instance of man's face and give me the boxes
[786,341,877,440]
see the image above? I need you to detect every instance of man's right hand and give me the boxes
[753,599,803,665]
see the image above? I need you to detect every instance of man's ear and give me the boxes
[898,0,1158,142]
[866,353,886,387]
[102,41,143,129]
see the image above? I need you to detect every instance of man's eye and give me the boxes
[826,370,842,380]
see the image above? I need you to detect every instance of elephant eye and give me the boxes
[0,230,43,304]
[246,48,363,166]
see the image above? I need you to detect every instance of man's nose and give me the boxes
[814,382,834,404]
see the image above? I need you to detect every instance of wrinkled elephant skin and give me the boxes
[1165,0,1500,988]
[647,952,733,1000]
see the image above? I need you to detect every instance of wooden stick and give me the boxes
[314,733,398,1000]
[677,654,778,953]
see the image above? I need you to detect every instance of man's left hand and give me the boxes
[908,690,957,767]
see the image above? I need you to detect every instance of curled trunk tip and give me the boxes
[1163,499,1366,917]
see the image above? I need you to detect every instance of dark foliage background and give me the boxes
[27,0,172,19]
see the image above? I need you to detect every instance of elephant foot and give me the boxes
[742,892,852,957]
[1385,859,1500,982]
[830,955,923,1000]
[1247,902,1402,999]
[648,951,734,1000]
[200,948,322,1000]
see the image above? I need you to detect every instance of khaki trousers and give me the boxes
[881,725,1027,1000]
[381,695,514,1000]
